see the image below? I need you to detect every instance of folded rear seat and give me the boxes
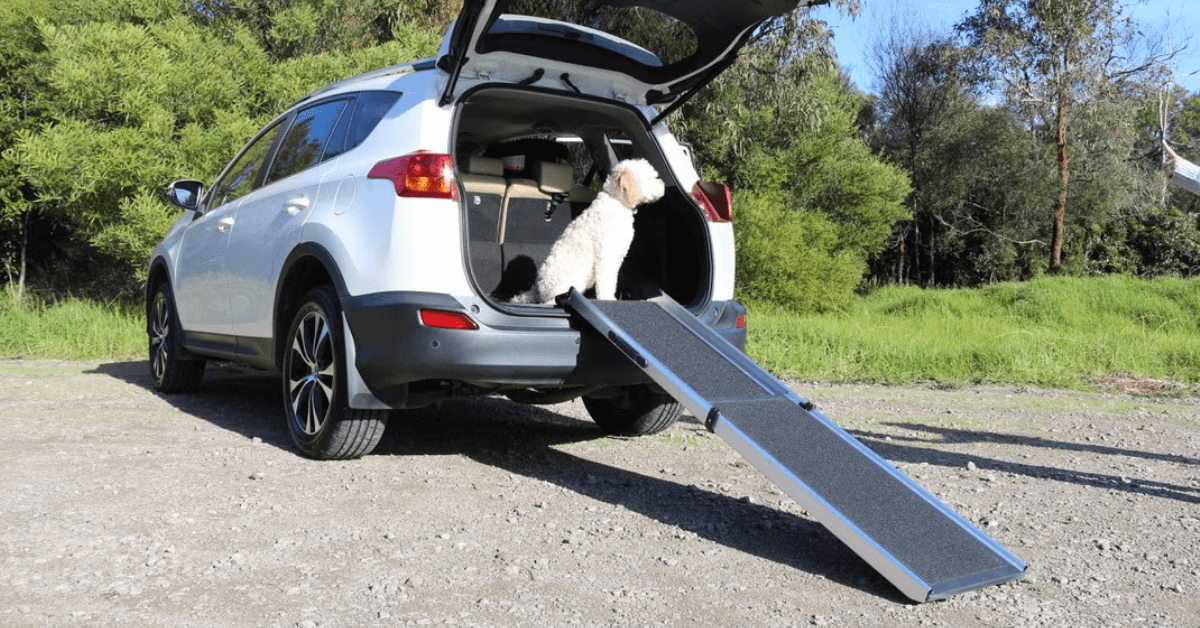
[494,161,575,298]
[460,156,506,295]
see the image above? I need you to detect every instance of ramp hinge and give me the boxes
[607,331,647,368]
[704,407,721,432]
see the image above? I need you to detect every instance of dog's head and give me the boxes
[604,159,665,210]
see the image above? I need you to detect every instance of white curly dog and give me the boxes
[512,159,665,304]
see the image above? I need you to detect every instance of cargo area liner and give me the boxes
[453,86,712,311]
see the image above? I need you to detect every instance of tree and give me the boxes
[2,0,444,293]
[0,0,56,299]
[957,0,1178,274]
[868,28,974,285]
[194,0,458,61]
[868,38,1058,285]
[674,25,910,312]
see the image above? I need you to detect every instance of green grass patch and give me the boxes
[0,287,144,361]
[745,275,1200,388]
[2,275,1199,390]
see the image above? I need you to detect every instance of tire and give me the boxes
[282,286,387,460]
[582,385,682,436]
[148,282,206,393]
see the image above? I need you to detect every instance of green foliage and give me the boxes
[733,189,865,313]
[747,275,1200,387]
[676,41,910,313]
[868,8,1193,287]
[956,0,1176,274]
[197,0,455,60]
[1162,92,1200,217]
[2,0,443,290]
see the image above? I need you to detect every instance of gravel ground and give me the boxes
[2,359,1199,627]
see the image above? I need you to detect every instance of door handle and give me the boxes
[216,217,235,232]
[284,196,310,214]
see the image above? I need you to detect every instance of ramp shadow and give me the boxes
[374,396,906,602]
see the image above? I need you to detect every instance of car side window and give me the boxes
[211,121,285,208]
[265,99,350,185]
[323,91,402,161]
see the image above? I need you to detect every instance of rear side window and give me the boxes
[324,91,402,160]
[265,99,350,185]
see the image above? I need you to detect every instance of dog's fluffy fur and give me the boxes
[511,159,665,304]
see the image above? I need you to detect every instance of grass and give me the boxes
[0,286,144,361]
[745,275,1200,389]
[2,275,1198,390]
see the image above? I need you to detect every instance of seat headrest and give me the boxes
[465,156,504,177]
[534,161,573,196]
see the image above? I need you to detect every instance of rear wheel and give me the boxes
[282,286,387,459]
[148,282,205,393]
[582,385,682,436]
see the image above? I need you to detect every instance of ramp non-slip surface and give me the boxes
[569,292,1025,602]
[592,300,772,402]
[722,397,1016,590]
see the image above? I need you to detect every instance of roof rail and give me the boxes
[291,58,438,107]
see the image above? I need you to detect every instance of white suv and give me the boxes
[147,0,804,459]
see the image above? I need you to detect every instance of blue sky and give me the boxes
[813,0,1200,95]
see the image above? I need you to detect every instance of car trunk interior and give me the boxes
[453,86,711,310]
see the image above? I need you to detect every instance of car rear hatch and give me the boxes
[437,0,817,108]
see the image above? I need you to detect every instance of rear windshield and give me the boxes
[500,0,698,66]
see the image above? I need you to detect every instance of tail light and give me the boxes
[419,309,478,330]
[690,180,733,222]
[368,152,460,200]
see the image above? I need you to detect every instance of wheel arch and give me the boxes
[274,243,351,369]
[145,257,173,335]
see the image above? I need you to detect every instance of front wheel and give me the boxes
[282,286,387,459]
[148,282,205,393]
[582,385,682,436]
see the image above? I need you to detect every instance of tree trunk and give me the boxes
[18,210,27,300]
[1050,95,1069,274]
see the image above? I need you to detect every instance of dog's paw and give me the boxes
[509,290,535,304]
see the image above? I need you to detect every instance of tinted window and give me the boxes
[211,121,285,207]
[265,99,350,185]
[324,91,402,160]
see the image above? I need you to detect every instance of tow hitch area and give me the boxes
[565,289,1026,602]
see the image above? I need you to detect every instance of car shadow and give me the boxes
[89,359,903,602]
[89,360,292,451]
[373,396,903,601]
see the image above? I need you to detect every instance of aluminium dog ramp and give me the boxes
[564,289,1026,602]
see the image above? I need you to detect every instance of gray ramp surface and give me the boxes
[569,291,1026,602]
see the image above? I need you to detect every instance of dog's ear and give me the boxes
[616,167,642,207]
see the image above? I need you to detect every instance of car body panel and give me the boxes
[149,48,746,411]
[173,202,236,335]
[226,157,328,339]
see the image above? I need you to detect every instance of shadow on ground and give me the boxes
[89,359,904,601]
[851,423,1200,505]
[90,360,289,449]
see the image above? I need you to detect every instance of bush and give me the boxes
[734,189,865,313]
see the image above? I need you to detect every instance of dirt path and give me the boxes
[2,360,1199,627]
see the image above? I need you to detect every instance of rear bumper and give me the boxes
[341,291,746,408]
